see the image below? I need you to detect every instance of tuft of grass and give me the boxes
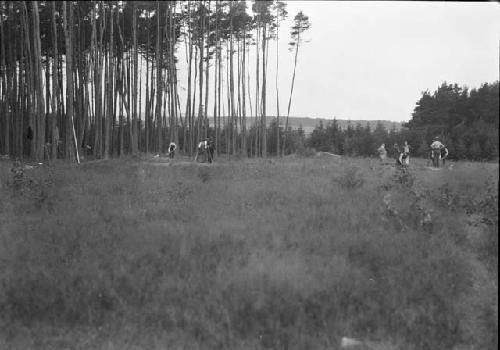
[197,166,212,183]
[334,164,365,189]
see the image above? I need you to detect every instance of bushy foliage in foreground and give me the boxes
[0,157,497,349]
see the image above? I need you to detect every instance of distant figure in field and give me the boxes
[397,150,409,167]
[168,142,177,159]
[393,143,407,167]
[430,136,445,168]
[427,149,433,167]
[441,146,449,166]
[377,143,387,162]
[195,139,208,162]
[393,143,400,160]
[206,138,215,163]
[402,141,410,165]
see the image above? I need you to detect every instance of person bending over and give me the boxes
[195,139,207,162]
[168,142,177,159]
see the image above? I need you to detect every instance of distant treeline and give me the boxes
[304,81,499,161]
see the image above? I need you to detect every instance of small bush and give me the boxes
[198,167,211,183]
[335,165,365,189]
[296,147,316,158]
[393,166,415,187]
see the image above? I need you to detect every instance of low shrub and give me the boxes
[334,165,365,189]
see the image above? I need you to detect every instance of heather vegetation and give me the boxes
[0,156,497,349]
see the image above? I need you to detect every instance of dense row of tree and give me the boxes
[406,81,499,161]
[305,81,499,161]
[307,119,399,158]
[0,1,312,161]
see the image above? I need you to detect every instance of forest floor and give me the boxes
[0,155,498,349]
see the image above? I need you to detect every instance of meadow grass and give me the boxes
[0,155,497,349]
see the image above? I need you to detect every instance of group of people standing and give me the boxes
[167,137,215,163]
[377,137,448,168]
[377,141,410,166]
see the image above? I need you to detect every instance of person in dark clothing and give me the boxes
[430,137,445,168]
[168,142,177,159]
[393,143,404,166]
[397,151,408,167]
[393,143,400,160]
[195,139,207,162]
[206,138,215,163]
[441,146,449,166]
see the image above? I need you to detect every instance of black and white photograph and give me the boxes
[0,1,498,349]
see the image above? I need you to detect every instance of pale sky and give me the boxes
[263,1,500,122]
[172,1,499,123]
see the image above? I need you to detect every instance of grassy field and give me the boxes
[0,154,497,350]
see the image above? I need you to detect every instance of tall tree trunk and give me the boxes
[75,7,85,156]
[275,12,281,156]
[229,7,235,155]
[94,2,105,158]
[156,1,163,154]
[111,42,118,157]
[186,1,193,155]
[31,1,45,161]
[225,44,230,157]
[145,32,150,153]
[242,26,247,157]
[192,46,197,148]
[149,57,156,151]
[261,22,267,157]
[138,54,142,151]
[284,30,300,156]
[217,41,222,156]
[44,38,51,159]
[254,22,260,157]
[214,1,220,155]
[18,34,25,159]
[168,2,178,147]
[0,5,9,155]
[217,39,222,157]
[131,1,138,154]
[204,2,210,141]
[16,27,24,159]
[197,1,204,147]
[246,38,253,149]
[62,1,78,162]
[104,5,113,160]
[21,2,35,159]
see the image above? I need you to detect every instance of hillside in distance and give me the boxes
[207,116,404,135]
[283,117,404,134]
